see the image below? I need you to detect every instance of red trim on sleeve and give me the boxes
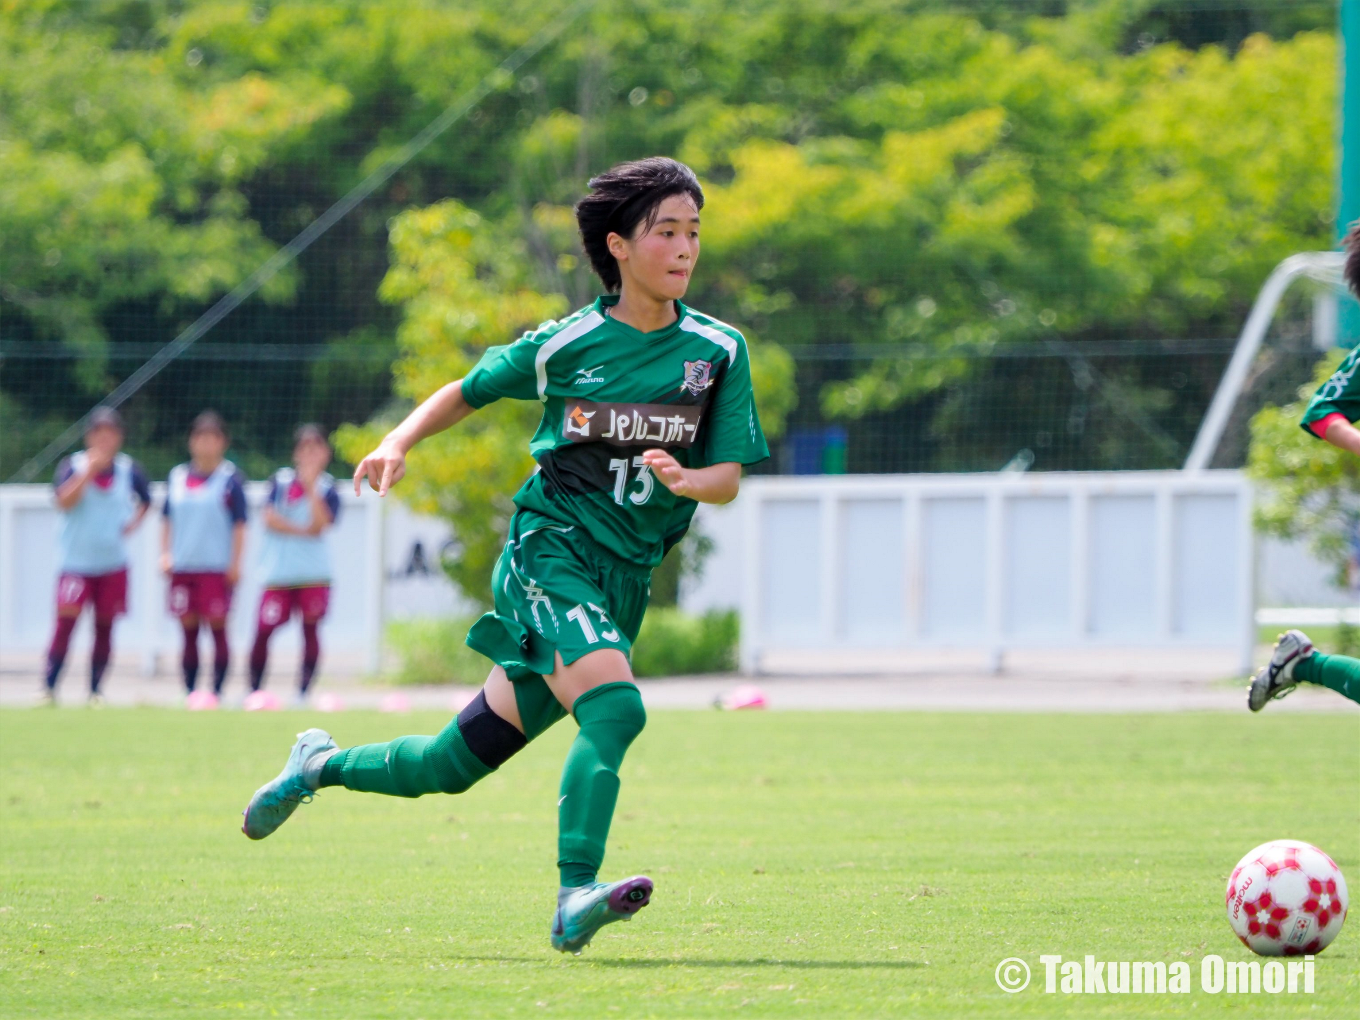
[1309,412,1350,439]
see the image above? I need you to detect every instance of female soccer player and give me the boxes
[241,157,769,953]
[247,425,340,703]
[160,411,247,700]
[1250,223,1360,711]
[43,407,151,704]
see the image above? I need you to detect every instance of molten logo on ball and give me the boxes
[1226,841,1348,957]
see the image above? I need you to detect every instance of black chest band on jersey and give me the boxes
[562,399,703,448]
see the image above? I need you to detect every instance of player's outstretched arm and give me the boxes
[1321,417,1360,458]
[354,379,476,497]
[640,450,741,504]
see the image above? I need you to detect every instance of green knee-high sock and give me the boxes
[557,681,647,888]
[1294,652,1360,704]
[318,718,492,797]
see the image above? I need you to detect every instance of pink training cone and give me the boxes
[380,692,412,713]
[243,689,283,712]
[314,691,346,713]
[185,689,220,711]
[719,684,768,710]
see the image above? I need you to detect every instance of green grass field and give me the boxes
[1,709,1356,1018]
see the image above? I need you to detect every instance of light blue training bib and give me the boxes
[167,460,238,572]
[59,452,135,575]
[258,468,334,587]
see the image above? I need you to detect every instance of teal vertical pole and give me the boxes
[1340,0,1360,342]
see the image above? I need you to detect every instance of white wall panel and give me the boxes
[840,499,904,645]
[1174,493,1240,640]
[1089,495,1157,638]
[732,471,1254,673]
[1005,497,1071,639]
[12,505,59,642]
[922,497,986,641]
[760,499,821,644]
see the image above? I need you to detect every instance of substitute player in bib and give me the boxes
[1250,222,1360,712]
[43,407,151,704]
[248,425,340,703]
[161,411,248,701]
[241,158,769,953]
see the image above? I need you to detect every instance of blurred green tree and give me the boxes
[1,0,1338,483]
[1248,352,1360,588]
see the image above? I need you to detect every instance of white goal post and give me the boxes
[1183,251,1347,472]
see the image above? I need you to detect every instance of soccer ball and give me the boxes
[1226,840,1348,956]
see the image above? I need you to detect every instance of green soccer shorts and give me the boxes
[465,510,651,735]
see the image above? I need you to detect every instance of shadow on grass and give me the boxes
[455,956,924,970]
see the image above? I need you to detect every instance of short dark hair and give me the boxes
[190,410,227,438]
[293,423,329,449]
[1344,220,1360,299]
[86,406,123,433]
[575,157,704,292]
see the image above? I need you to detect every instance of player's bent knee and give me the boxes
[416,695,526,797]
[574,681,647,743]
[457,690,528,769]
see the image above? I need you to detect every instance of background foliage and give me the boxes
[1248,351,1360,585]
[1,0,1345,600]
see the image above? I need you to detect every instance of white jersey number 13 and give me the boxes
[607,456,654,506]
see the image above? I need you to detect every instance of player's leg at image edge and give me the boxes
[241,680,652,952]
[1249,629,1360,710]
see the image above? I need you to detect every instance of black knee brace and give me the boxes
[457,690,528,769]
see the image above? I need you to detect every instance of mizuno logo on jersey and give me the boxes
[561,400,703,448]
[574,365,606,385]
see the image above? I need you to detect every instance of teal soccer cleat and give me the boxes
[241,728,337,840]
[550,876,653,954]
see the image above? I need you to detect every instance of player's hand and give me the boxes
[159,552,173,576]
[641,449,690,496]
[225,564,240,588]
[354,439,407,497]
[85,446,114,475]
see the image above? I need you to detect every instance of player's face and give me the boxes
[610,193,700,302]
[294,437,331,473]
[85,423,123,457]
[189,428,227,466]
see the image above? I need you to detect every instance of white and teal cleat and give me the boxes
[550,876,653,954]
[1248,629,1314,713]
[241,728,337,840]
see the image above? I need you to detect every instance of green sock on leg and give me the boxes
[318,719,493,797]
[557,682,647,887]
[1294,652,1360,705]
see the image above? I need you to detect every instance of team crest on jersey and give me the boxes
[564,404,595,437]
[681,359,713,396]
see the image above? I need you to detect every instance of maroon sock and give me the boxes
[91,618,113,694]
[45,615,78,690]
[249,624,276,692]
[211,626,230,694]
[181,620,201,692]
[300,621,320,694]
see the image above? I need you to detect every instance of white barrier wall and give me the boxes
[0,471,1277,679]
[0,483,385,673]
[731,471,1256,674]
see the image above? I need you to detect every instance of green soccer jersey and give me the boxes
[1300,343,1360,436]
[461,295,770,567]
